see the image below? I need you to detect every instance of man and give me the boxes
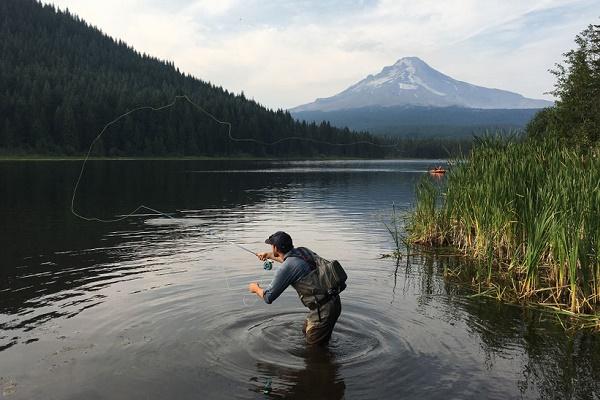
[248,231,342,345]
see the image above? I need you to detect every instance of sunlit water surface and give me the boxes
[1,160,599,399]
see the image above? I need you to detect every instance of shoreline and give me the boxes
[0,155,446,162]
[386,244,600,330]
[402,138,600,328]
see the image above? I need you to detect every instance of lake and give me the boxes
[1,159,599,399]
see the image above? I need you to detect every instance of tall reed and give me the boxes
[407,137,600,315]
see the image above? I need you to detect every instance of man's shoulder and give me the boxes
[282,255,304,267]
[285,247,318,270]
[290,246,318,258]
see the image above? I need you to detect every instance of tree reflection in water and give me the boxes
[400,252,600,399]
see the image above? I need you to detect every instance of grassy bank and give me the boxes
[406,137,600,319]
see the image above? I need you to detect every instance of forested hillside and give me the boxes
[292,106,539,137]
[0,0,388,158]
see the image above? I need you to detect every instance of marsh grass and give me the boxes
[407,136,600,319]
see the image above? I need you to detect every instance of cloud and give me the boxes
[433,0,600,99]
[45,0,600,109]
[338,38,385,53]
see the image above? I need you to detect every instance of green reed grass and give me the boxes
[407,136,600,316]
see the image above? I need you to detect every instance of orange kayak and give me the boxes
[429,168,446,175]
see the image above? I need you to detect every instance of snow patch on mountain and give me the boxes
[411,75,446,96]
[290,57,553,112]
[398,82,418,90]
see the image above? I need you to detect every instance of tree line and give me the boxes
[0,0,390,158]
[0,0,482,159]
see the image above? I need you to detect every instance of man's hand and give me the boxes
[248,282,260,292]
[256,252,270,261]
[257,251,284,263]
[248,282,264,299]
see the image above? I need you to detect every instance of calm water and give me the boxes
[1,160,599,399]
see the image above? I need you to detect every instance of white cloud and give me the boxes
[45,0,600,108]
[184,0,237,16]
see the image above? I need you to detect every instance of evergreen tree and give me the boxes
[61,104,78,153]
[528,22,600,144]
[1,118,13,149]
[0,0,471,158]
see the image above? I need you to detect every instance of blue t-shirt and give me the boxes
[263,248,313,304]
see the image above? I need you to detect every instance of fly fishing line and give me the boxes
[71,94,400,223]
[70,94,397,302]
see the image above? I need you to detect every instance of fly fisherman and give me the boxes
[248,231,346,345]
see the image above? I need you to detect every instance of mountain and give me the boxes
[0,0,388,158]
[291,57,553,112]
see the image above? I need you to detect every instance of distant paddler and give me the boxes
[429,165,446,175]
[248,231,347,345]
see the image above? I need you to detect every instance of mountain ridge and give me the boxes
[0,0,389,158]
[291,57,553,112]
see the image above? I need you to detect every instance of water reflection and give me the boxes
[403,252,600,399]
[254,347,345,399]
[1,160,599,399]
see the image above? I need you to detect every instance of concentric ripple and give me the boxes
[196,301,415,390]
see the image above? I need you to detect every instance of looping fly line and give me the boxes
[70,94,391,303]
[71,94,399,223]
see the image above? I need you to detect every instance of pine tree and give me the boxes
[0,0,405,158]
[61,104,78,153]
[1,118,13,149]
[532,23,600,144]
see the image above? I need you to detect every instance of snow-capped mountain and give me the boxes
[291,57,552,112]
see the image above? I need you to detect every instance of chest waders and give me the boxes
[288,247,347,322]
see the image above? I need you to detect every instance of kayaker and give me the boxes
[248,231,343,345]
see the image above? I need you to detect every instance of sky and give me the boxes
[45,0,600,109]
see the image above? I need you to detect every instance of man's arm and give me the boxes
[248,260,298,304]
[249,252,284,301]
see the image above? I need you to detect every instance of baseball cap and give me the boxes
[265,231,293,253]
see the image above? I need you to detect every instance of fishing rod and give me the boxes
[206,230,274,270]
[225,240,256,256]
[228,241,274,270]
[92,204,275,270]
